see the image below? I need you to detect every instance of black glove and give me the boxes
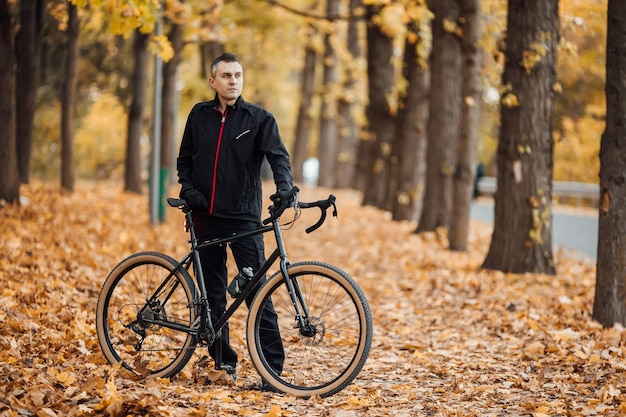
[183,189,208,210]
[270,186,299,209]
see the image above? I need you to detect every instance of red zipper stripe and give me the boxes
[210,108,227,213]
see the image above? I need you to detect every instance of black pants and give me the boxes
[193,215,285,374]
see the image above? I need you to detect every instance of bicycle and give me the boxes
[95,187,373,397]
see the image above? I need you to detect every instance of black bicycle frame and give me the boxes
[140,212,308,330]
[137,210,316,360]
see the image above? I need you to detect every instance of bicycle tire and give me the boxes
[247,261,373,397]
[96,251,198,379]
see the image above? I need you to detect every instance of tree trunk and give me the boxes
[361,4,396,208]
[449,0,483,251]
[0,0,19,203]
[15,0,47,185]
[199,41,224,80]
[336,0,364,189]
[125,30,150,194]
[161,20,183,174]
[159,18,183,220]
[60,1,79,192]
[317,0,340,188]
[197,3,223,80]
[592,0,626,327]
[292,39,317,184]
[416,0,462,232]
[390,31,429,222]
[481,0,558,274]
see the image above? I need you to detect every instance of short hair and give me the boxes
[210,53,240,78]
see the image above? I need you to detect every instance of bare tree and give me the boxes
[416,0,462,232]
[197,2,223,80]
[449,0,483,250]
[592,0,626,327]
[390,25,430,222]
[361,3,395,208]
[317,0,340,188]
[335,0,364,189]
[481,0,559,274]
[292,31,318,183]
[16,0,47,184]
[125,30,150,194]
[60,1,79,192]
[0,0,18,203]
[199,40,224,81]
[160,15,184,216]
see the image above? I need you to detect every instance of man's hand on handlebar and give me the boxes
[265,186,299,224]
[264,188,338,232]
[270,186,299,210]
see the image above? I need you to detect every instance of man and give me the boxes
[176,52,292,391]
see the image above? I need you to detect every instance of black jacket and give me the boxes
[177,95,293,221]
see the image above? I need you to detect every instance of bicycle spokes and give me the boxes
[247,262,372,397]
[96,253,198,378]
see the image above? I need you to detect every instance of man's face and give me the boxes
[210,60,243,105]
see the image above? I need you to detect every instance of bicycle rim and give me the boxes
[247,261,373,397]
[96,252,197,379]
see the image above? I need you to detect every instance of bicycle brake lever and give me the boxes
[328,195,338,220]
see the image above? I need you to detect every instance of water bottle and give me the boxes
[227,267,254,298]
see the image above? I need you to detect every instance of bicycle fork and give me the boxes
[273,221,317,338]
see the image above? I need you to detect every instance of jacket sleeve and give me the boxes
[176,105,199,198]
[258,112,294,191]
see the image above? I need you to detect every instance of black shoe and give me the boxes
[260,380,281,393]
[219,364,237,382]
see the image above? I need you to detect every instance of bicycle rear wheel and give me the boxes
[247,261,373,397]
[96,251,197,379]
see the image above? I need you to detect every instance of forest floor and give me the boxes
[0,181,624,417]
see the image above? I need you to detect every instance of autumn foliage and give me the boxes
[1,181,625,416]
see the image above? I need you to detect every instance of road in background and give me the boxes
[298,161,598,261]
[470,199,598,261]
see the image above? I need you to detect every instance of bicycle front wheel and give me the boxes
[247,261,373,397]
[96,251,197,379]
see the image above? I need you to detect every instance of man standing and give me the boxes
[176,52,292,391]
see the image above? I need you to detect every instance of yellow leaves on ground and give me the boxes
[1,181,625,416]
[264,404,285,417]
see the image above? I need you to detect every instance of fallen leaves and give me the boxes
[1,180,625,416]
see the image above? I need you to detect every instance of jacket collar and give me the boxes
[210,94,245,111]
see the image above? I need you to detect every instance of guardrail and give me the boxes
[477,176,599,207]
